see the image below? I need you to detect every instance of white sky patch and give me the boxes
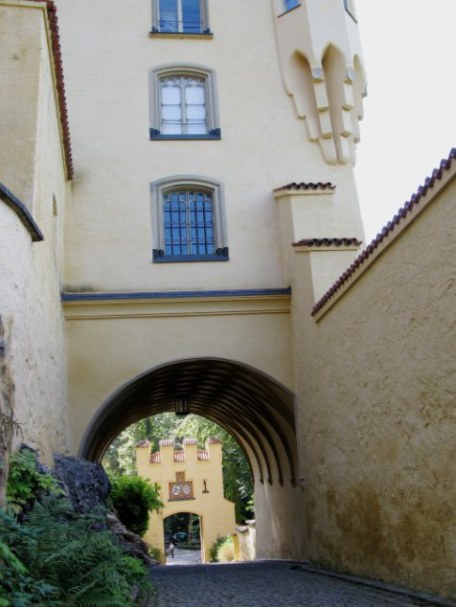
[354,0,455,241]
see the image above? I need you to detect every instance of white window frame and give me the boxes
[150,65,221,140]
[150,175,229,263]
[151,0,210,35]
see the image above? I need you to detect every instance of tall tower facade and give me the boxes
[58,0,366,295]
[55,0,367,560]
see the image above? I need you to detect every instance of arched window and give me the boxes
[151,177,228,262]
[150,66,221,140]
[151,0,210,35]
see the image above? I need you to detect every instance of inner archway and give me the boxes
[79,357,306,560]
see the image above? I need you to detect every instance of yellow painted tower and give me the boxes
[136,437,236,563]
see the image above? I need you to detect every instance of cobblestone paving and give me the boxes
[150,561,443,607]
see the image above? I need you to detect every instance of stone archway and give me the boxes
[79,357,307,560]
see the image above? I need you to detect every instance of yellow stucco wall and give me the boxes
[64,296,294,454]
[136,438,236,563]
[290,173,456,598]
[0,1,70,463]
[56,0,364,295]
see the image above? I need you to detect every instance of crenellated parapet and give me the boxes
[272,0,366,165]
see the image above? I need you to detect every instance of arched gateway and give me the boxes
[78,358,307,561]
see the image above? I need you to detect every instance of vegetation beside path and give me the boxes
[0,449,155,607]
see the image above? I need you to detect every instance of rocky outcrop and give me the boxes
[53,455,111,514]
[106,513,158,565]
[52,454,156,565]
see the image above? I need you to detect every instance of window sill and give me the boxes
[149,30,213,40]
[153,248,229,263]
[150,129,221,140]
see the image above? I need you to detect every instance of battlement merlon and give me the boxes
[135,437,223,466]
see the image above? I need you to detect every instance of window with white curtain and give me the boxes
[150,66,221,140]
[160,75,207,135]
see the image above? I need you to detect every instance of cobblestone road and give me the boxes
[150,561,447,607]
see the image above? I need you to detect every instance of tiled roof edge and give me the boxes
[293,237,362,248]
[312,148,456,317]
[274,182,336,192]
[22,0,73,179]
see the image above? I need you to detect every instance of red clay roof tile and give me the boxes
[22,0,73,179]
[293,238,362,248]
[274,182,336,192]
[312,148,456,316]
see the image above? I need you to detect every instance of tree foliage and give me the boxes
[110,475,163,536]
[102,413,254,522]
[1,452,154,607]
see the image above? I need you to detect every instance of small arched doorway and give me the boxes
[164,512,202,564]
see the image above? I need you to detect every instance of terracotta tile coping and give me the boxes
[312,148,456,316]
[21,0,73,179]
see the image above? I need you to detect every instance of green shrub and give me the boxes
[110,475,163,537]
[0,533,59,607]
[1,451,155,607]
[0,497,154,607]
[217,536,235,562]
[6,449,61,515]
[209,535,232,563]
[147,545,162,562]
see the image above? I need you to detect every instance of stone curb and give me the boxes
[271,560,456,607]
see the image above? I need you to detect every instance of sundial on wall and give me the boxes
[169,472,194,500]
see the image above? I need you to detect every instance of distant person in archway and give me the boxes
[168,540,175,558]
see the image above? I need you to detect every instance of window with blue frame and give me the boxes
[283,0,300,11]
[164,190,214,256]
[153,0,209,34]
[151,177,228,262]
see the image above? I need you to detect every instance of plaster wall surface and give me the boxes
[0,2,70,462]
[56,0,364,293]
[293,177,456,597]
[64,298,293,453]
[0,5,41,204]
[254,476,307,561]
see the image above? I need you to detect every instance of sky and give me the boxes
[353,1,455,242]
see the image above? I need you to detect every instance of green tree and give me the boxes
[103,413,254,523]
[103,413,178,476]
[110,475,163,536]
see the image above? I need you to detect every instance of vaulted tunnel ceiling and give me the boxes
[79,358,298,486]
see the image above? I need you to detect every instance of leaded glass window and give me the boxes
[163,190,214,256]
[160,76,207,135]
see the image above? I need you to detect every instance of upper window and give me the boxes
[150,65,221,140]
[152,0,210,34]
[283,0,300,11]
[151,176,228,262]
